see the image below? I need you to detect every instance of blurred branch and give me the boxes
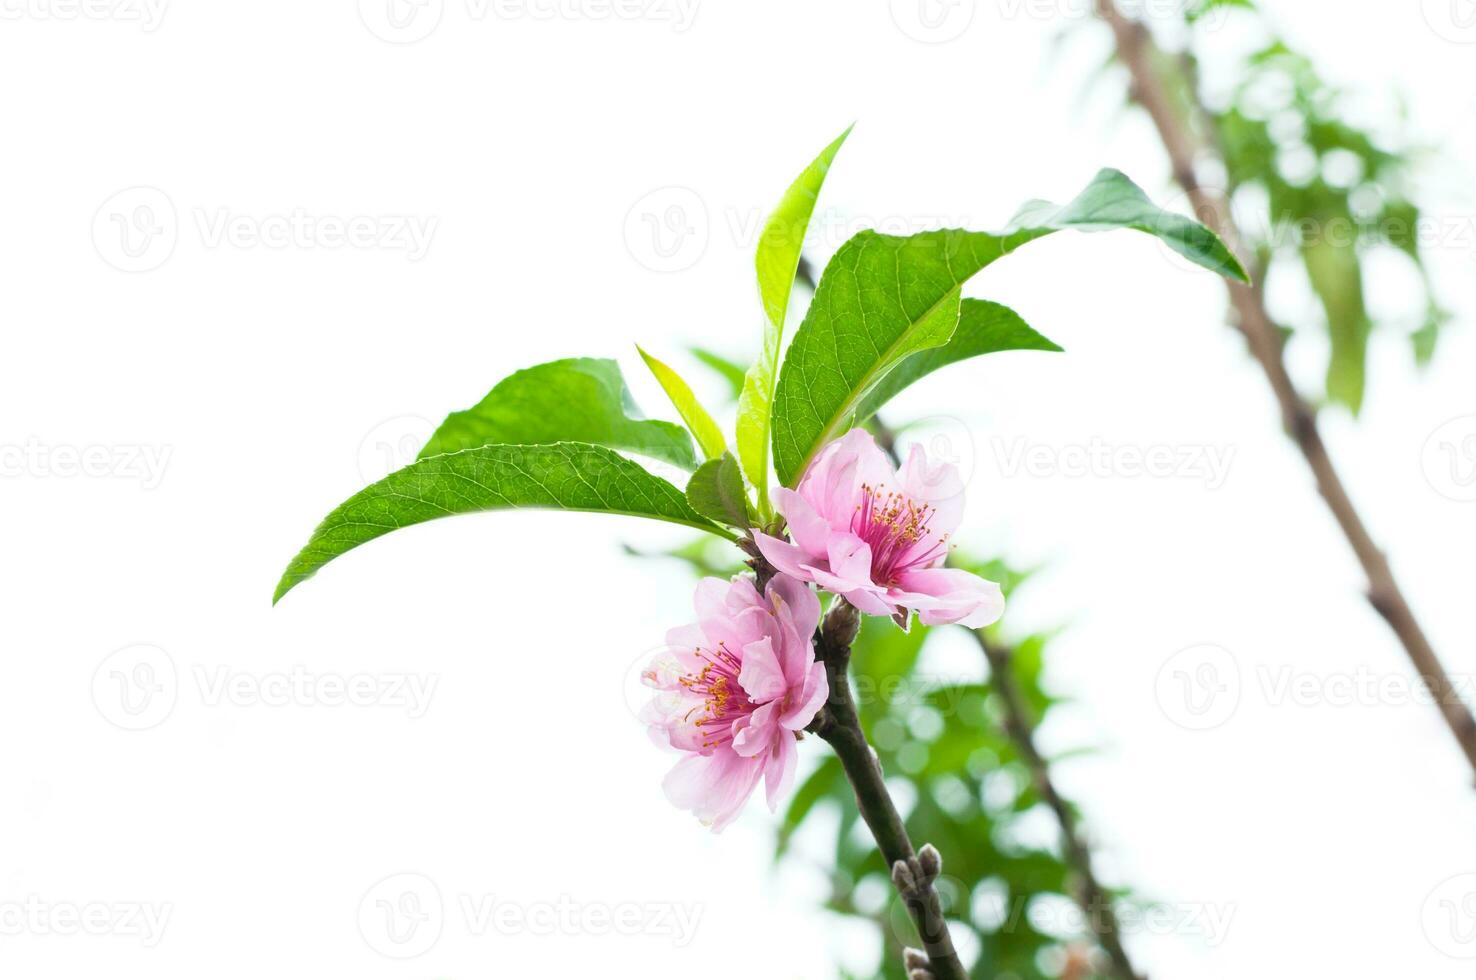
[807,599,969,980]
[871,416,1143,980]
[1094,0,1476,778]
[974,628,1140,980]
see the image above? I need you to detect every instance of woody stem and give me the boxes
[807,599,968,980]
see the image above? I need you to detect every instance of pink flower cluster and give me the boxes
[755,429,1004,630]
[643,428,1004,830]
[641,575,828,831]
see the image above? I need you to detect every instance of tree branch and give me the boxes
[807,599,969,980]
[870,416,1143,980]
[972,628,1141,979]
[1094,0,1476,777]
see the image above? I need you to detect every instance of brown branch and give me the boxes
[807,600,969,980]
[1094,0,1476,777]
[869,417,1143,980]
[973,629,1141,979]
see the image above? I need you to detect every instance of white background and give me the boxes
[3,1,1475,977]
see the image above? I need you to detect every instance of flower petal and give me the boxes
[662,623,706,654]
[779,661,829,730]
[692,577,733,622]
[752,531,815,583]
[732,700,781,757]
[738,636,787,703]
[825,532,875,589]
[764,734,799,810]
[663,751,764,832]
[773,488,831,559]
[835,583,898,618]
[765,575,821,684]
[892,567,1006,628]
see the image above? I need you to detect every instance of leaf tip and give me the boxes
[272,559,310,605]
[635,343,664,372]
[1227,255,1252,284]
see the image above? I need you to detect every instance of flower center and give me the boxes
[678,643,755,748]
[851,482,947,585]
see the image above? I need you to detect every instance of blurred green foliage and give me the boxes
[788,570,1094,979]
[637,523,1108,979]
[1170,1,1450,413]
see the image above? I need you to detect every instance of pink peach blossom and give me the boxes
[641,574,828,831]
[754,428,1004,630]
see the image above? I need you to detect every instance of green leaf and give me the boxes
[1412,305,1447,367]
[738,126,852,517]
[417,358,697,470]
[1005,168,1247,282]
[273,442,732,603]
[685,453,751,529]
[1302,237,1370,414]
[688,347,747,401]
[771,168,1247,485]
[1187,0,1255,23]
[854,299,1061,423]
[851,615,931,729]
[636,346,727,460]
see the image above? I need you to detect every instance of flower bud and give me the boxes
[903,947,931,971]
[822,598,861,650]
[917,842,942,880]
[891,858,917,896]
